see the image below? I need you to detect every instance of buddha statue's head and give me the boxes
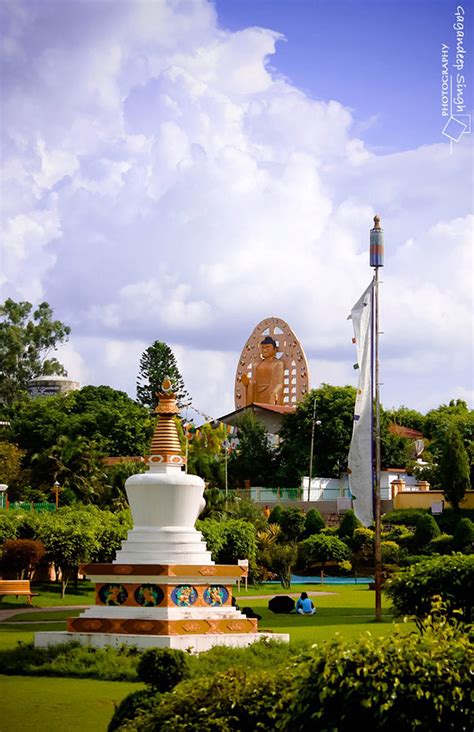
[260,336,278,359]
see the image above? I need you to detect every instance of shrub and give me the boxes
[338,510,362,540]
[136,648,190,691]
[381,540,400,565]
[278,507,306,542]
[303,509,325,537]
[382,509,427,527]
[452,518,474,552]
[298,534,350,570]
[385,554,474,623]
[382,524,413,543]
[0,642,140,680]
[414,513,440,548]
[278,616,473,731]
[351,527,374,552]
[119,667,287,731]
[108,690,155,732]
[427,533,453,555]
[435,507,474,535]
[197,519,256,563]
[268,504,284,525]
[319,526,338,536]
[0,538,45,579]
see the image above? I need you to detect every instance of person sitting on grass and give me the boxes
[296,591,316,615]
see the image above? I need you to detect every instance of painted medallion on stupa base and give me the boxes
[235,317,309,409]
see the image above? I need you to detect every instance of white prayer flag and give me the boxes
[347,281,374,527]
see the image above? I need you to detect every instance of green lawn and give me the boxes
[0,675,143,732]
[0,584,415,730]
[0,581,95,610]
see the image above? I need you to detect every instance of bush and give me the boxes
[381,540,400,565]
[278,507,306,542]
[278,617,473,731]
[197,519,257,564]
[114,622,473,732]
[351,527,374,552]
[0,642,140,680]
[414,513,440,548]
[452,518,474,552]
[427,533,454,555]
[435,507,474,535]
[108,690,155,732]
[385,554,474,623]
[303,509,325,537]
[382,509,427,527]
[338,510,362,540]
[268,505,284,525]
[118,667,287,731]
[0,538,45,579]
[382,524,413,543]
[298,534,350,570]
[136,648,190,691]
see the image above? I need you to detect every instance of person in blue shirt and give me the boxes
[296,591,316,615]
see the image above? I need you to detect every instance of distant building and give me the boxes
[27,375,80,398]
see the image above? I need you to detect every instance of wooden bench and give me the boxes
[0,579,38,605]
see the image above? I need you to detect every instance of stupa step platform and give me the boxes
[67,616,258,635]
[35,631,290,653]
[81,563,244,578]
[79,607,245,620]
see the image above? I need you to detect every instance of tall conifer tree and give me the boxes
[439,425,471,510]
[136,341,190,411]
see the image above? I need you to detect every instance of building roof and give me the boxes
[217,402,296,426]
[388,423,424,440]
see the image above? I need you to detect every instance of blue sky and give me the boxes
[215,0,456,151]
[1,0,472,419]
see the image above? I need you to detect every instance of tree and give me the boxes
[228,411,276,487]
[37,510,100,597]
[0,539,45,579]
[0,299,70,407]
[419,400,474,489]
[136,341,189,411]
[278,507,306,542]
[438,425,471,510]
[276,385,356,486]
[298,534,351,571]
[187,422,226,489]
[0,442,24,489]
[260,543,298,589]
[7,385,154,497]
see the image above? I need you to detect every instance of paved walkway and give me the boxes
[0,605,86,622]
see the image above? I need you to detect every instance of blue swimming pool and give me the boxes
[263,575,374,585]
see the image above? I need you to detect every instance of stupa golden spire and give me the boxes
[148,377,185,467]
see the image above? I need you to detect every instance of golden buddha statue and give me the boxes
[241,336,284,406]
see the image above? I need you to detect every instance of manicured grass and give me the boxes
[0,586,409,651]
[6,609,82,622]
[0,581,95,610]
[0,675,143,732]
[239,585,415,642]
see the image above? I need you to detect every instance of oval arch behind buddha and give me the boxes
[234,317,310,410]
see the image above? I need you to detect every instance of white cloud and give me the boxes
[0,0,472,420]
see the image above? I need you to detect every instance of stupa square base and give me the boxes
[34,630,290,653]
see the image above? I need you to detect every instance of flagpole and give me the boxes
[370,214,384,622]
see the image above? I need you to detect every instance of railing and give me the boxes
[235,487,304,502]
[9,502,56,512]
